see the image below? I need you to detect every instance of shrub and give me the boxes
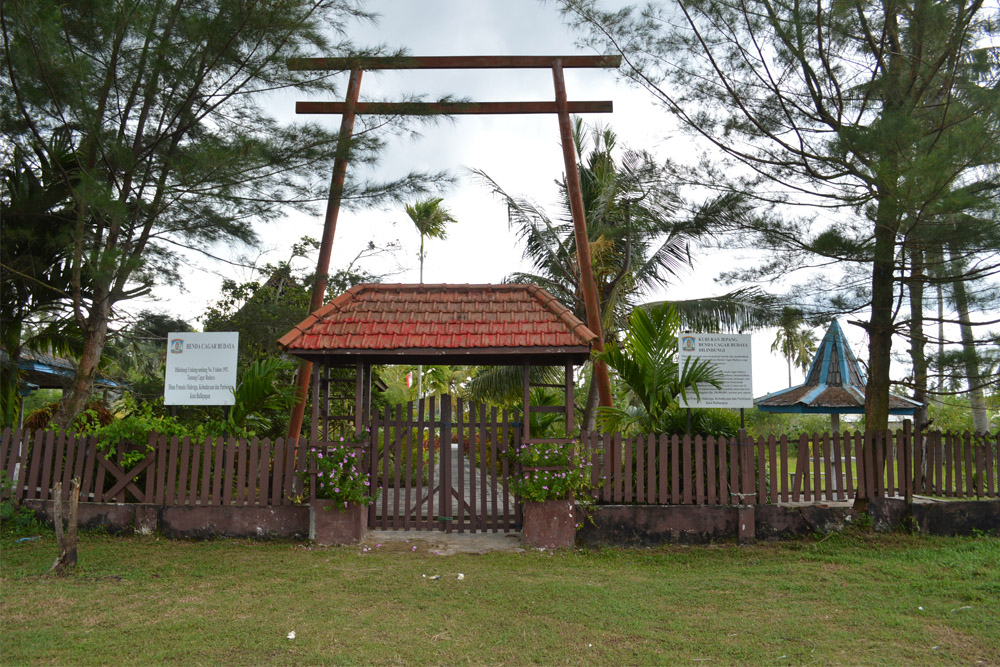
[304,432,373,509]
[510,441,597,502]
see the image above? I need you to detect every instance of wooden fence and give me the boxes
[581,428,1000,505]
[0,428,305,506]
[4,426,998,510]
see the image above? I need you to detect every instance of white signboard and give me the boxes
[163,332,239,405]
[678,333,753,409]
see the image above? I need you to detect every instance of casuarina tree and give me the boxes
[1,0,447,428]
[560,0,1000,429]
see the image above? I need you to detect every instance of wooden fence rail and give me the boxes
[0,428,308,506]
[582,428,1000,505]
[4,426,998,508]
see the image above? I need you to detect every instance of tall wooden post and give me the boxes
[551,60,613,410]
[287,68,364,443]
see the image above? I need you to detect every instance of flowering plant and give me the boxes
[509,441,597,502]
[305,432,372,509]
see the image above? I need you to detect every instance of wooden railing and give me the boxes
[0,428,306,506]
[581,428,1000,505]
[4,426,997,509]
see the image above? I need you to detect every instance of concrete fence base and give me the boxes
[18,497,999,544]
[22,500,309,540]
[577,498,1000,546]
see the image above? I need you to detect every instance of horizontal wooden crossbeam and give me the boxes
[287,55,622,71]
[296,101,613,115]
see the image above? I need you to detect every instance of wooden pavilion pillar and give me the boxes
[521,361,578,443]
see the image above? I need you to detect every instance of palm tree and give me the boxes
[595,303,720,434]
[404,197,456,397]
[771,309,818,388]
[405,197,457,284]
[472,121,777,428]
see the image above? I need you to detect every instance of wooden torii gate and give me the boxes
[286,54,621,442]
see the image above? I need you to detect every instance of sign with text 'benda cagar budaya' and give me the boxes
[163,332,239,406]
[678,333,753,409]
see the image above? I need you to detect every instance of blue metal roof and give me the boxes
[755,320,919,415]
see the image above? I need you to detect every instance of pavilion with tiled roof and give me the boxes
[755,319,920,431]
[278,283,597,438]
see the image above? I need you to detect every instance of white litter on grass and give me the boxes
[287,631,295,640]
[918,606,925,611]
[457,573,465,580]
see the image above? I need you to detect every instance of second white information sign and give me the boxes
[678,333,754,409]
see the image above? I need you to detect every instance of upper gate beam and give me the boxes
[296,101,613,115]
[287,55,621,71]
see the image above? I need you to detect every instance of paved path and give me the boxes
[374,444,514,525]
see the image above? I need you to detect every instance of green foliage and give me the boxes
[71,395,224,468]
[744,409,842,441]
[304,433,373,507]
[0,502,42,538]
[0,476,44,537]
[926,399,980,435]
[596,304,721,434]
[509,441,597,502]
[226,358,298,437]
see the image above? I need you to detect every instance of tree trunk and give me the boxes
[581,371,600,433]
[908,249,930,487]
[53,299,111,429]
[907,249,928,430]
[864,203,898,432]
[936,279,946,400]
[51,478,80,575]
[949,253,990,433]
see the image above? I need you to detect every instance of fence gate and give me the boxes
[368,395,521,532]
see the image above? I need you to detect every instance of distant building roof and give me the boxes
[278,283,597,365]
[1,350,120,392]
[755,320,919,415]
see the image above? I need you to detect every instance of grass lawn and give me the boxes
[2,528,998,665]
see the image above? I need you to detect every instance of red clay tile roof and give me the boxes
[278,284,597,357]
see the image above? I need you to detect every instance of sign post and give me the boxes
[678,334,754,410]
[164,332,239,406]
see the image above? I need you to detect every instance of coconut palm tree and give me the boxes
[405,197,457,284]
[404,197,457,396]
[471,121,778,428]
[771,308,819,388]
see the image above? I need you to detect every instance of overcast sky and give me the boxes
[138,0,869,398]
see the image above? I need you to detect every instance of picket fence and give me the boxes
[0,428,306,506]
[3,426,997,509]
[581,428,1000,505]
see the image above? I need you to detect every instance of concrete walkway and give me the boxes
[361,528,524,555]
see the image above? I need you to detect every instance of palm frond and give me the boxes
[645,287,782,333]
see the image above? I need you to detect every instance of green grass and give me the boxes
[2,530,998,665]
